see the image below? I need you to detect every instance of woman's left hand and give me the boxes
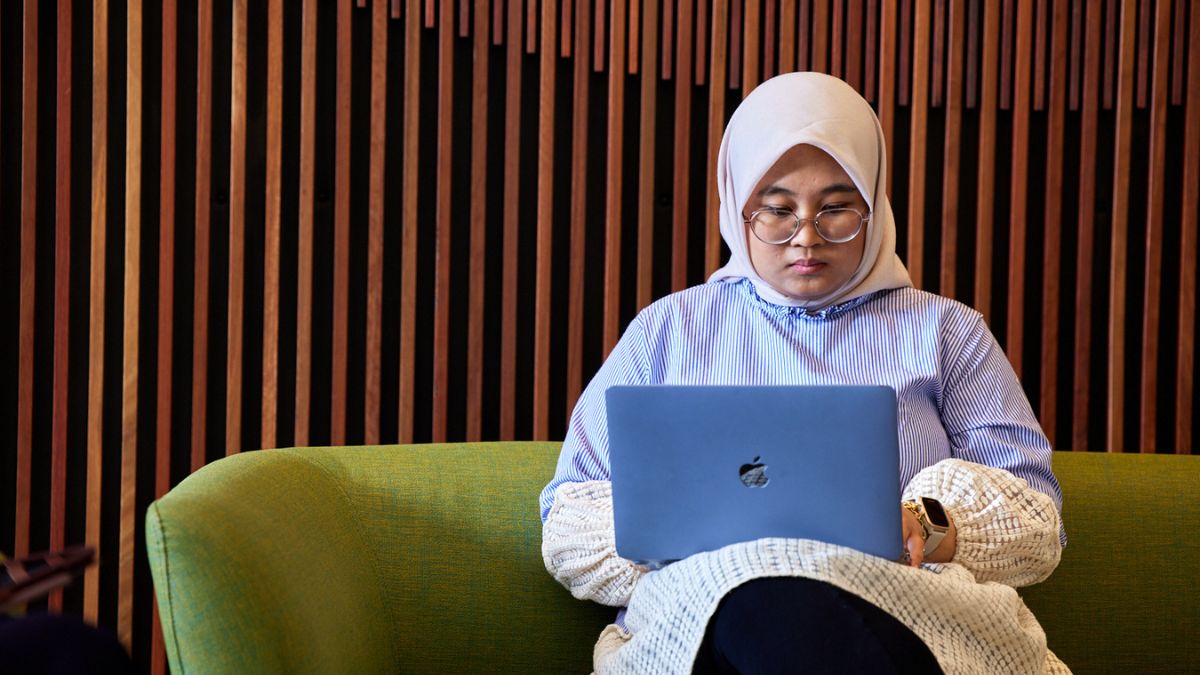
[901,506,957,567]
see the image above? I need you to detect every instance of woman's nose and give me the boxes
[789,218,824,247]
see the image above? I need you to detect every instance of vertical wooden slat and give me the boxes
[742,0,761,95]
[332,0,352,444]
[637,1,658,310]
[119,0,143,648]
[705,1,730,276]
[394,0,401,20]
[192,0,213,469]
[296,0,317,446]
[1039,0,1068,446]
[1107,0,1137,453]
[227,0,247,456]
[85,0,109,624]
[939,0,963,299]
[846,0,862,92]
[973,0,999,322]
[1006,0,1033,378]
[461,0,470,38]
[527,0,537,54]
[532,0,556,439]
[50,0,73,612]
[879,0,896,189]
[630,0,641,73]
[595,0,606,71]
[730,0,742,89]
[1072,0,1103,452]
[467,0,489,440]
[780,0,797,73]
[1034,0,1047,110]
[831,0,843,78]
[262,0,283,449]
[672,0,695,293]
[865,0,878,102]
[966,0,979,108]
[565,0,591,422]
[563,0,573,58]
[364,0,386,444]
[1134,0,1149,108]
[495,0,504,45]
[931,0,944,107]
[664,0,675,78]
[696,0,708,83]
[1171,0,1185,105]
[763,0,776,80]
[399,0,421,442]
[15,0,38,563]
[1069,0,1081,110]
[798,0,810,71]
[433,0,453,442]
[1177,0,1200,454]
[426,0,434,27]
[898,0,909,104]
[811,0,828,72]
[500,0,523,433]
[1103,0,1116,109]
[603,0,627,355]
[1139,0,1171,452]
[1000,0,1014,109]
[906,0,930,289]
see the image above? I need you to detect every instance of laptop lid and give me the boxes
[606,385,902,565]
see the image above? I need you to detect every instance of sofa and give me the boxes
[146,443,1199,674]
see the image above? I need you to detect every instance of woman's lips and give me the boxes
[788,259,826,274]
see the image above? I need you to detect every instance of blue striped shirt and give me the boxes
[540,279,1064,543]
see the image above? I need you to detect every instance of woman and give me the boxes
[540,72,1068,674]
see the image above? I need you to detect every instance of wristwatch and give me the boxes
[902,496,951,557]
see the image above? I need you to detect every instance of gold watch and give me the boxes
[902,496,950,557]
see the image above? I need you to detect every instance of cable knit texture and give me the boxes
[543,459,1070,674]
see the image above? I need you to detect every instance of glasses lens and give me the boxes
[750,208,799,244]
[814,208,864,243]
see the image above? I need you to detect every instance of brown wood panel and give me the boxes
[262,0,283,449]
[973,0,1000,322]
[119,0,143,647]
[1006,0,1033,378]
[899,0,910,104]
[846,0,863,92]
[1069,0,1081,110]
[603,0,627,356]
[50,0,73,611]
[85,0,109,623]
[500,0,523,433]
[468,0,489,441]
[1103,0,1116,109]
[907,0,930,289]
[15,0,38,563]
[1001,0,1014,109]
[192,0,213,468]
[227,0,247,456]
[799,0,811,71]
[461,0,471,38]
[394,0,402,20]
[1039,0,1069,446]
[426,0,434,27]
[672,0,695,293]
[331,0,352,445]
[865,0,878,102]
[533,0,556,440]
[1177,0,1200,454]
[566,0,592,422]
[731,0,742,89]
[365,0,387,444]
[780,0,797,78]
[939,0,963,298]
[399,0,421,443]
[296,0,317,446]
[563,0,573,58]
[595,0,606,71]
[966,0,979,108]
[811,0,829,72]
[1135,0,1150,108]
[631,0,641,73]
[1171,0,1185,105]
[705,1,729,276]
[764,0,776,79]
[1139,0,1171,452]
[1108,0,1137,452]
[1034,0,1047,110]
[637,2,659,312]
[664,0,676,78]
[879,0,896,189]
[1072,0,1103,452]
[696,0,708,83]
[831,0,843,78]
[932,0,945,107]
[527,0,537,54]
[433,0,453,442]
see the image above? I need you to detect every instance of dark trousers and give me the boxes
[692,577,944,674]
[0,613,135,674]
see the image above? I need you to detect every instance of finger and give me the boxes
[906,535,924,567]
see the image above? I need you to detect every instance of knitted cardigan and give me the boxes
[543,458,1070,674]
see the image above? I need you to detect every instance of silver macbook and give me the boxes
[606,385,902,565]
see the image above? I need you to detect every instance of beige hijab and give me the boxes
[708,72,912,308]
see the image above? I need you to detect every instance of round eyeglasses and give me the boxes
[745,207,869,245]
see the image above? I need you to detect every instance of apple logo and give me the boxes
[739,456,769,487]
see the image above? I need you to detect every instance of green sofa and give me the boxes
[146,444,1199,674]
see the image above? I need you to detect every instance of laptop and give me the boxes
[606,385,902,566]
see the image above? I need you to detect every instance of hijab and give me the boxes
[708,72,912,309]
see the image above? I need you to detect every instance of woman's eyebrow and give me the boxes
[757,182,858,198]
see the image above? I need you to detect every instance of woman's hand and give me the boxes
[901,505,957,567]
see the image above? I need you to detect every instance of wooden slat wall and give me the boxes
[5,1,1200,669]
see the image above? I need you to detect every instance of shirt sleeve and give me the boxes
[938,312,1066,545]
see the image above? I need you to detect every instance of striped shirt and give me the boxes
[540,278,1064,544]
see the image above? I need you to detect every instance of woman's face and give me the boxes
[743,144,869,303]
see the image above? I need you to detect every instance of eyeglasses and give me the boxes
[745,207,869,245]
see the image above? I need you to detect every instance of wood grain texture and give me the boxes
[331,0,352,445]
[898,0,909,104]
[664,0,676,78]
[85,0,109,623]
[533,0,556,439]
[966,0,979,108]
[939,0,963,298]
[831,0,843,78]
[637,0,659,310]
[500,0,523,434]
[227,0,247,456]
[865,0,877,102]
[1171,0,1185,105]
[1038,0,1068,446]
[973,0,1000,322]
[467,0,489,441]
[932,0,945,107]
[846,0,863,92]
[15,0,38,562]
[763,0,776,79]
[730,0,742,89]
[595,0,606,71]
[433,0,454,442]
[1069,0,1081,110]
[1000,0,1013,109]
[705,1,730,275]
[1177,0,1200,454]
[1072,0,1102,452]
[363,0,386,442]
[696,0,708,83]
[630,0,641,73]
[1034,0,1047,110]
[780,0,797,74]
[879,0,896,189]
[399,0,421,443]
[563,0,573,58]
[262,0,283,449]
[192,0,213,468]
[1103,0,1116,109]
[1107,0,1137,453]
[907,0,930,289]
[1138,0,1170,452]
[527,0,537,54]
[565,0,592,422]
[1005,0,1033,378]
[743,0,760,96]
[672,0,695,293]
[296,0,317,446]
[119,0,143,648]
[603,0,627,356]
[799,0,810,71]
[811,0,829,73]
[1135,0,1149,108]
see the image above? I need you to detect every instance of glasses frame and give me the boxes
[744,206,870,245]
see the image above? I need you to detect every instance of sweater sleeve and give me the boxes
[542,480,645,606]
[902,458,1062,587]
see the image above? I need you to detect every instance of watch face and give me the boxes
[920,497,950,528]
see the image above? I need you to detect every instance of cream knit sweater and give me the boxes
[542,459,1070,674]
